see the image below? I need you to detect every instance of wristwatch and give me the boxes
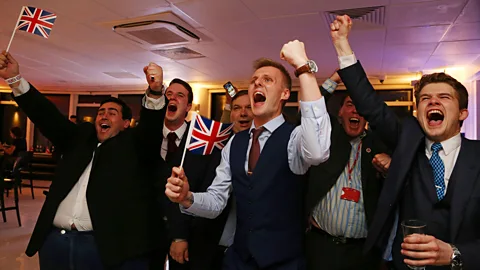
[294,60,318,77]
[450,244,463,270]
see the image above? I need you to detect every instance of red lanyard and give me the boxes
[347,141,362,181]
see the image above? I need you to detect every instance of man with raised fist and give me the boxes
[0,51,168,270]
[165,40,332,270]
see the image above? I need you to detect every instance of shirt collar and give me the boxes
[425,132,461,156]
[249,114,285,134]
[163,122,188,140]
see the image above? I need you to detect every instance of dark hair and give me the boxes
[415,73,468,110]
[10,127,23,138]
[170,78,193,104]
[69,115,77,119]
[339,94,351,107]
[99,97,132,120]
[253,58,292,91]
[231,90,248,104]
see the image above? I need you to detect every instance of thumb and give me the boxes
[143,65,148,74]
[184,249,189,261]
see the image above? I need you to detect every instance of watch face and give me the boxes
[307,60,318,73]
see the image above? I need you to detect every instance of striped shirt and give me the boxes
[312,136,368,238]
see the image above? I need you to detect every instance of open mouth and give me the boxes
[100,123,110,132]
[349,117,360,128]
[238,120,250,126]
[427,109,444,126]
[253,91,266,104]
[167,103,178,112]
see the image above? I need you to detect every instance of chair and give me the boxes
[0,154,27,227]
[19,151,34,199]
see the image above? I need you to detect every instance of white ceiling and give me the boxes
[0,0,479,91]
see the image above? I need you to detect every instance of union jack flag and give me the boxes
[16,6,57,39]
[186,114,233,155]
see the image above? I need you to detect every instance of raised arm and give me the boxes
[0,51,77,150]
[135,63,168,158]
[330,16,401,150]
[280,41,331,174]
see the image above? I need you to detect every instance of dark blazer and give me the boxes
[305,88,389,229]
[161,123,228,269]
[339,62,480,269]
[19,84,167,267]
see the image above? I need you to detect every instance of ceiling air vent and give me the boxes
[151,47,205,61]
[113,20,200,50]
[325,6,385,26]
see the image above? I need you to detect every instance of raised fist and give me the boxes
[280,40,309,69]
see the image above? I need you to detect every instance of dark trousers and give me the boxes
[305,228,380,270]
[223,247,305,270]
[38,228,149,270]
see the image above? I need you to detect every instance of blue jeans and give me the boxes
[38,228,149,270]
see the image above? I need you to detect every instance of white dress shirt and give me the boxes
[53,144,100,230]
[181,98,331,219]
[160,122,187,160]
[11,78,166,231]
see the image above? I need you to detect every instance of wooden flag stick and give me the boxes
[6,6,24,52]
[179,112,197,168]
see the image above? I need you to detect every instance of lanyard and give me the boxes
[347,141,362,181]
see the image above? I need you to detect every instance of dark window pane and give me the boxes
[78,95,111,104]
[77,107,99,123]
[210,93,227,121]
[1,93,14,101]
[376,90,411,102]
[118,94,143,123]
[283,106,299,125]
[287,91,298,102]
[1,105,27,144]
[34,94,70,151]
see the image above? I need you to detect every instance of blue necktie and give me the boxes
[429,142,446,200]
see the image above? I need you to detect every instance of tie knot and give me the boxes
[251,127,265,140]
[167,132,178,141]
[431,142,442,153]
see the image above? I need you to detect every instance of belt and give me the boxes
[310,226,366,245]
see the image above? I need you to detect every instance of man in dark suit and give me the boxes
[330,15,479,269]
[0,52,168,270]
[305,71,391,270]
[166,40,332,270]
[147,67,228,270]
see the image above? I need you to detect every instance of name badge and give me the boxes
[341,187,360,203]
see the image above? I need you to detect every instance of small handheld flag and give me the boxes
[179,112,233,168]
[7,6,57,52]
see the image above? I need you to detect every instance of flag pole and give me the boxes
[6,6,24,52]
[179,112,197,168]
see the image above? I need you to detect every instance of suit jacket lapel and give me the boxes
[450,138,479,241]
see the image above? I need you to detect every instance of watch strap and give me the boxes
[294,64,310,78]
[148,84,166,96]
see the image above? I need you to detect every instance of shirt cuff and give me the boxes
[142,94,166,110]
[11,78,30,97]
[299,97,327,118]
[321,78,338,94]
[338,54,357,69]
[224,104,231,111]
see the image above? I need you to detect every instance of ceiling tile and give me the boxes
[442,22,480,41]
[386,25,449,44]
[455,0,480,23]
[433,40,480,55]
[388,0,467,27]
[424,53,480,68]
